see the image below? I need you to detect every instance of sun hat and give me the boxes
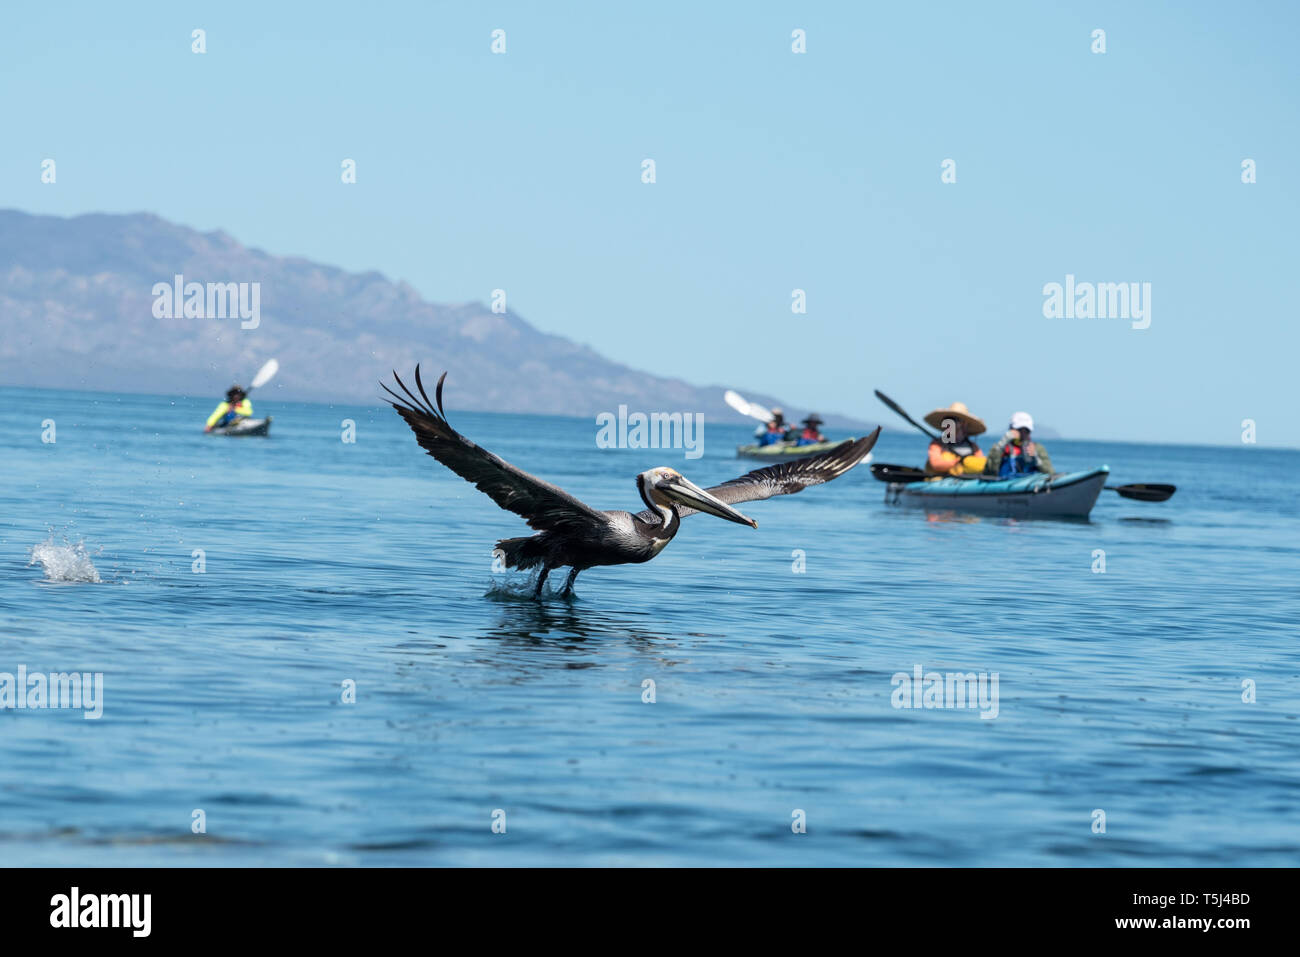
[1009,411,1034,431]
[802,413,824,426]
[923,401,986,436]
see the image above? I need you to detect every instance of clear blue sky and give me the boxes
[2,1,1296,445]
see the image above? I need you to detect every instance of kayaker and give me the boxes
[796,414,826,446]
[922,401,987,475]
[984,412,1053,477]
[204,385,253,432]
[755,407,788,447]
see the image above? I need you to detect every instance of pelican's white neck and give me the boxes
[637,471,674,528]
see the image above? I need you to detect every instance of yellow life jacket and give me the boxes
[926,442,987,476]
[205,398,252,428]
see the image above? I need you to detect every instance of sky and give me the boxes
[1,0,1296,445]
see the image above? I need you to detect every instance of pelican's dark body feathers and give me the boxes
[384,366,880,596]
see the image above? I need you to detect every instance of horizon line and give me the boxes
[2,383,1292,453]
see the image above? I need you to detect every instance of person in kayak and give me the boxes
[922,401,987,475]
[984,411,1053,477]
[755,407,788,446]
[796,414,827,446]
[204,385,253,432]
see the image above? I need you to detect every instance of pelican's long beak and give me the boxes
[662,476,758,528]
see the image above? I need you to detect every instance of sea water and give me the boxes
[2,386,1297,865]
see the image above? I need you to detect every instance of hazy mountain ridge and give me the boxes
[0,209,871,428]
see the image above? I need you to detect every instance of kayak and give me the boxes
[210,416,272,437]
[737,439,860,461]
[884,466,1109,518]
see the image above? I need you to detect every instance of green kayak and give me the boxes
[737,439,855,461]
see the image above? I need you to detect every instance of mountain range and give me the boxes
[0,209,872,429]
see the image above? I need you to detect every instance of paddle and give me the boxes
[870,462,931,483]
[248,358,279,392]
[724,389,774,423]
[873,389,939,441]
[1105,483,1176,502]
[872,462,1177,502]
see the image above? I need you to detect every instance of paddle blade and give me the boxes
[724,389,773,423]
[250,358,279,390]
[870,462,929,484]
[873,389,938,440]
[873,389,906,417]
[1107,483,1176,502]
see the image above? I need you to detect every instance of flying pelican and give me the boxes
[383,367,880,597]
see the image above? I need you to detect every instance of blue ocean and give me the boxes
[3,386,1297,865]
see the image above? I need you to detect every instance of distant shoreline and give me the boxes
[4,384,1294,452]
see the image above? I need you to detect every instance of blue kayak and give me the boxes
[884,466,1109,518]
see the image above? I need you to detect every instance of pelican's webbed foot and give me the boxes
[559,568,579,598]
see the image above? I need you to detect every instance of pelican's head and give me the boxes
[637,467,758,528]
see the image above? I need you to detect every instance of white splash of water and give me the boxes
[28,536,102,583]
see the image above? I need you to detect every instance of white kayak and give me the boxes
[209,416,272,437]
[884,466,1109,518]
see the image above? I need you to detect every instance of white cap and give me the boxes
[1010,411,1034,431]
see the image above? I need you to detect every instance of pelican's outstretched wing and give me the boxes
[637,429,881,522]
[385,367,609,534]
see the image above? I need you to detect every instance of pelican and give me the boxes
[383,367,880,597]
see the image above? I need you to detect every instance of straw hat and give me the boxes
[923,401,986,436]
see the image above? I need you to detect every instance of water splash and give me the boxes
[484,574,578,602]
[28,536,102,583]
